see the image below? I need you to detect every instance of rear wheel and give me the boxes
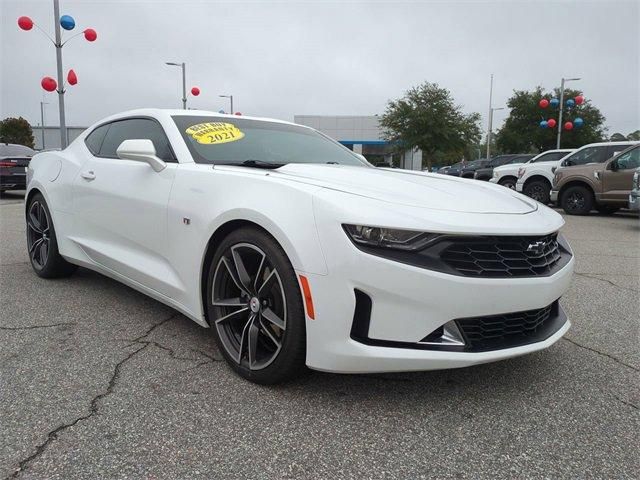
[498,177,517,190]
[206,227,306,384]
[561,185,594,215]
[26,193,77,278]
[523,179,551,204]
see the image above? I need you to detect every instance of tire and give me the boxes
[523,179,551,204]
[596,205,619,215]
[561,185,594,215]
[26,193,77,278]
[498,177,517,190]
[206,226,306,384]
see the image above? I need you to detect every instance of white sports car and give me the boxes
[26,109,574,384]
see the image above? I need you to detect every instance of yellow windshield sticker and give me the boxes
[185,122,245,145]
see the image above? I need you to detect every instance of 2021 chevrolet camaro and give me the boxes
[26,109,574,383]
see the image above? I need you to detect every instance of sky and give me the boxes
[1,0,638,136]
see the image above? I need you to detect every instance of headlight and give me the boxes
[493,170,499,178]
[517,167,525,178]
[633,171,639,189]
[343,225,439,251]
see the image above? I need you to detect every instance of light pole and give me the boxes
[219,94,233,114]
[556,77,581,148]
[166,62,187,109]
[18,0,98,149]
[486,74,494,159]
[487,107,505,159]
[40,101,48,149]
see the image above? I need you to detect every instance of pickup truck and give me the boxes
[516,141,637,204]
[551,144,640,215]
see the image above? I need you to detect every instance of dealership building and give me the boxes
[294,115,422,170]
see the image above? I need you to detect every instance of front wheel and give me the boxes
[561,185,594,215]
[26,193,77,278]
[523,180,551,204]
[498,177,517,190]
[206,227,307,384]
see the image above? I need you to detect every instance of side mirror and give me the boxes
[610,160,619,172]
[116,139,166,172]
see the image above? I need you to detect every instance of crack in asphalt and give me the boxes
[562,336,639,372]
[0,322,76,331]
[609,392,639,411]
[6,313,187,479]
[574,272,639,293]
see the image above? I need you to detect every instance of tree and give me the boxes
[0,117,35,149]
[495,87,606,153]
[626,130,640,141]
[380,82,481,169]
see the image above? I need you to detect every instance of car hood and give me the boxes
[274,164,537,214]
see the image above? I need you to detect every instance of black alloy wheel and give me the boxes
[27,199,50,270]
[26,193,77,278]
[499,177,517,190]
[207,227,306,384]
[524,180,551,204]
[561,185,593,215]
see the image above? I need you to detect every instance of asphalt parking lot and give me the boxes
[1,190,638,479]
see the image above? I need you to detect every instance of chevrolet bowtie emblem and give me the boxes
[527,241,547,255]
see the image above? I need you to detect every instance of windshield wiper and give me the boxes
[224,159,286,169]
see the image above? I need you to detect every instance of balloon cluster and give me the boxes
[18,14,97,93]
[538,94,585,131]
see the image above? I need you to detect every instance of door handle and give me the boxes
[80,170,96,181]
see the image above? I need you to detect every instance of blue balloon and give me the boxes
[550,98,560,108]
[574,117,584,128]
[566,98,575,108]
[60,15,75,30]
[539,120,548,128]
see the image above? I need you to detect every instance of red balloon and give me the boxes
[41,77,57,92]
[575,95,584,105]
[539,99,549,109]
[191,87,200,96]
[18,16,33,30]
[67,69,78,86]
[234,112,242,116]
[547,118,557,129]
[564,121,574,131]
[83,28,97,42]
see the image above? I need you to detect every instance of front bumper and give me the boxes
[305,200,574,373]
[629,191,640,211]
[550,189,559,204]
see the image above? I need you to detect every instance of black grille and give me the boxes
[456,302,557,351]
[440,234,562,277]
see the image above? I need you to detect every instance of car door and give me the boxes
[600,146,640,202]
[72,117,180,297]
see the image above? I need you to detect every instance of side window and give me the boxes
[608,145,631,161]
[84,124,109,155]
[533,152,565,163]
[617,148,640,170]
[98,118,175,162]
[564,147,603,166]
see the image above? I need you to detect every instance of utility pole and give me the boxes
[166,62,188,109]
[52,0,67,148]
[486,74,493,159]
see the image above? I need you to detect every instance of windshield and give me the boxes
[172,115,367,167]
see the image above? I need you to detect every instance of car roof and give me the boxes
[94,108,299,128]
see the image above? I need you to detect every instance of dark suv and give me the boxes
[474,154,536,181]
[459,159,491,178]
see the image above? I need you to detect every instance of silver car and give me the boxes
[629,167,640,211]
